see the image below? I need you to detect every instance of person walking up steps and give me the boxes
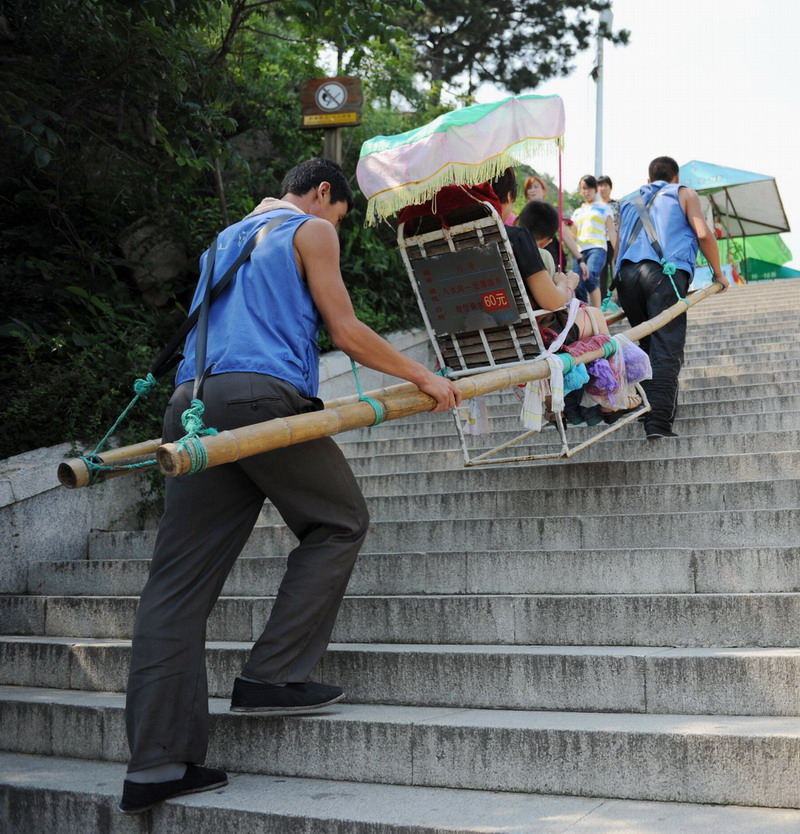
[615,155,729,439]
[119,157,461,815]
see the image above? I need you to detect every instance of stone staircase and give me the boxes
[2,279,800,832]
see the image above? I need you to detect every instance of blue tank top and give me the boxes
[617,182,699,276]
[175,209,323,398]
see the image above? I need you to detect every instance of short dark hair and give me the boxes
[517,199,559,242]
[648,156,679,183]
[580,174,598,190]
[596,175,613,188]
[490,167,518,203]
[280,157,354,210]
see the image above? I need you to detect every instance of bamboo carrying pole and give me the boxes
[57,438,162,490]
[57,282,721,488]
[157,283,722,477]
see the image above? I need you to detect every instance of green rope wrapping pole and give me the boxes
[661,258,690,309]
[350,360,385,427]
[175,399,218,475]
[558,353,575,374]
[78,375,221,483]
[79,373,159,485]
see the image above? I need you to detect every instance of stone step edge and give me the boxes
[219,505,800,533]
[265,476,800,504]
[349,448,799,482]
[337,415,800,448]
[340,431,800,465]
[6,751,800,834]
[8,634,800,660]
[83,447,800,491]
[2,685,798,739]
[6,636,800,716]
[78,478,800,524]
[362,392,800,424]
[354,392,800,428]
[92,496,800,528]
[32,543,800,568]
[6,635,800,672]
[6,590,800,601]
[5,638,800,717]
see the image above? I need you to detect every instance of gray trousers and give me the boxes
[125,373,369,771]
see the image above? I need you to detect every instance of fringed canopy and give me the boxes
[356,94,565,226]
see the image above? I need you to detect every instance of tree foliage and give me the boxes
[0,0,625,461]
[0,0,435,459]
[404,0,629,95]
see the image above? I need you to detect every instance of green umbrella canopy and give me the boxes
[717,233,792,265]
[679,160,790,238]
[356,94,565,226]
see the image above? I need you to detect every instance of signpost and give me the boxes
[300,76,363,165]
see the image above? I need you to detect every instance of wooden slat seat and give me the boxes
[398,204,549,375]
[395,200,651,465]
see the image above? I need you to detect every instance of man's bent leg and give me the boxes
[126,375,278,772]
[640,265,689,432]
[240,433,369,684]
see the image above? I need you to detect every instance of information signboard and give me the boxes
[300,77,363,129]
[411,243,522,336]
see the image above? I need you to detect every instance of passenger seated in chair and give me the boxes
[488,168,579,317]
[515,197,611,343]
[513,189,642,423]
[398,172,576,321]
[397,170,638,422]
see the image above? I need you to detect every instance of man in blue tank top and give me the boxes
[120,158,461,814]
[615,156,728,440]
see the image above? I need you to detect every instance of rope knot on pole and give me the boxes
[133,374,157,397]
[660,258,690,308]
[176,399,219,475]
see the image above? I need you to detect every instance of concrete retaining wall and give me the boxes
[0,444,143,593]
[317,329,432,400]
[0,329,432,593]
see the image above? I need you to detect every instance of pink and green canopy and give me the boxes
[357,94,565,226]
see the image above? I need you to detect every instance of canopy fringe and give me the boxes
[364,136,565,227]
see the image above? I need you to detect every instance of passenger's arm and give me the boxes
[679,187,729,292]
[525,268,576,310]
[295,219,462,411]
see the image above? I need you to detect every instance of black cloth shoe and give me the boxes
[646,426,678,439]
[119,764,228,815]
[230,678,345,713]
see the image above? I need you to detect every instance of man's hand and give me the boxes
[417,371,462,413]
[713,272,730,293]
[579,261,589,280]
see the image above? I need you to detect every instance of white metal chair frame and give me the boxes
[397,205,650,465]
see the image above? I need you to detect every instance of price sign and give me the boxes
[411,243,522,336]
